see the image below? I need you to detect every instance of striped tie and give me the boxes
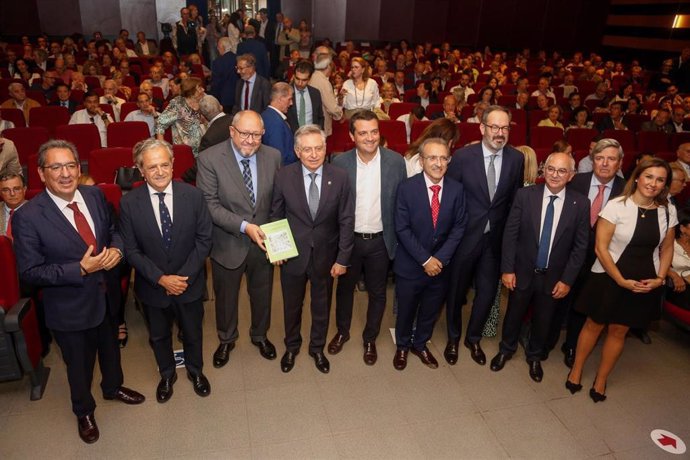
[241,159,255,206]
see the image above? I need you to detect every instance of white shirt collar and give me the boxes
[146,181,173,197]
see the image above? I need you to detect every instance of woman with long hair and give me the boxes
[403,118,459,177]
[338,57,380,119]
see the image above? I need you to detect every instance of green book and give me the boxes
[260,219,299,263]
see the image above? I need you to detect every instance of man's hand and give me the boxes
[80,245,108,274]
[100,247,123,270]
[552,281,570,299]
[423,257,443,277]
[158,275,189,296]
[502,273,516,290]
[245,223,267,251]
[330,263,347,278]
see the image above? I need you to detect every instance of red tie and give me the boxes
[590,184,606,227]
[244,81,250,110]
[430,185,441,229]
[67,202,98,254]
[6,209,13,241]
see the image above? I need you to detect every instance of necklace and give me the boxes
[634,198,655,218]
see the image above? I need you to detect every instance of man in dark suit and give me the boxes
[270,124,355,374]
[286,60,324,133]
[232,53,271,115]
[557,138,626,367]
[210,37,238,113]
[199,95,232,152]
[393,138,467,370]
[329,110,407,365]
[490,152,590,382]
[429,94,460,122]
[596,101,627,132]
[444,105,524,366]
[13,140,144,444]
[119,139,212,403]
[236,25,270,79]
[50,83,78,114]
[261,82,298,165]
[196,110,282,368]
[409,81,438,109]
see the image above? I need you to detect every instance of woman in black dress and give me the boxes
[566,158,676,402]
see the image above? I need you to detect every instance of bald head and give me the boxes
[677,142,690,164]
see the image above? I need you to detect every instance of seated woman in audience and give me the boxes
[567,157,676,402]
[377,82,401,117]
[626,96,647,115]
[466,102,488,123]
[100,54,115,77]
[403,117,458,177]
[566,106,594,130]
[611,83,633,105]
[155,76,206,156]
[666,208,690,310]
[538,104,565,130]
[54,56,73,84]
[429,76,443,101]
[331,71,346,97]
[82,59,104,87]
[110,71,131,101]
[486,76,503,99]
[70,71,88,92]
[535,93,550,112]
[338,56,380,118]
[552,139,573,156]
[188,53,211,80]
[12,59,41,86]
[476,86,497,106]
[64,53,78,71]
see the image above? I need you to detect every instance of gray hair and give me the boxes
[589,138,624,161]
[133,138,174,167]
[481,105,512,124]
[8,82,24,93]
[217,37,231,54]
[544,152,576,171]
[0,170,26,185]
[237,53,256,67]
[294,124,326,150]
[270,82,293,102]
[231,110,265,130]
[199,94,223,121]
[314,46,332,70]
[38,139,79,167]
[419,137,450,157]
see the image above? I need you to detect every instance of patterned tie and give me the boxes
[6,209,14,241]
[67,202,98,254]
[536,195,557,269]
[430,185,441,229]
[298,90,306,126]
[241,159,255,206]
[590,184,606,227]
[244,81,250,110]
[308,172,319,219]
[156,192,173,249]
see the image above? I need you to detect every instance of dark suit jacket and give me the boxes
[270,162,355,276]
[410,95,438,106]
[286,85,324,133]
[236,38,270,79]
[501,184,590,292]
[597,116,627,132]
[196,141,282,269]
[50,99,78,114]
[393,173,467,280]
[210,51,238,110]
[640,120,674,134]
[332,147,407,259]
[232,74,271,115]
[119,181,212,308]
[261,106,297,165]
[135,40,159,57]
[13,186,123,331]
[199,114,233,152]
[446,142,524,256]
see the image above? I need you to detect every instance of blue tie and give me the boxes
[536,195,557,269]
[156,192,173,249]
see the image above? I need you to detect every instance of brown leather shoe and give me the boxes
[444,340,459,365]
[363,341,377,365]
[77,413,99,444]
[411,347,439,369]
[327,333,349,355]
[104,386,146,404]
[393,348,408,370]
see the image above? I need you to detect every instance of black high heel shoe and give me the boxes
[589,379,607,403]
[565,372,582,394]
[118,323,128,348]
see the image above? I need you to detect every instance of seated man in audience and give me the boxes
[0,171,27,239]
[559,73,578,98]
[100,79,126,122]
[514,76,529,95]
[50,83,78,114]
[410,81,437,109]
[393,71,406,98]
[584,82,611,109]
[396,105,428,143]
[597,101,627,132]
[641,108,674,133]
[515,92,530,111]
[139,81,164,110]
[69,92,113,147]
[466,102,488,123]
[135,31,158,57]
[124,92,158,136]
[0,137,21,177]
[145,66,170,100]
[1,82,42,124]
[531,76,556,100]
[671,106,687,133]
[430,94,460,122]
[114,38,137,58]
[449,72,474,106]
[30,70,57,102]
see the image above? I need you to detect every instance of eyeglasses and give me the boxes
[0,186,24,194]
[43,162,79,173]
[422,155,451,163]
[236,65,252,71]
[232,127,263,141]
[299,145,326,155]
[545,165,571,176]
[483,124,511,134]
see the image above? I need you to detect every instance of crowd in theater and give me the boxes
[2,5,690,445]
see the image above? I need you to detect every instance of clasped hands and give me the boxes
[619,277,665,293]
[501,273,571,299]
[80,245,122,275]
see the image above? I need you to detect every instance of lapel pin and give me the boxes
[328,181,332,185]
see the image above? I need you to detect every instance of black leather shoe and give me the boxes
[363,341,377,365]
[565,372,582,395]
[213,342,235,368]
[490,352,511,372]
[443,341,459,365]
[528,361,544,382]
[410,347,439,369]
[156,373,177,403]
[562,346,575,368]
[589,387,607,403]
[251,339,277,360]
[393,348,408,370]
[77,413,99,444]
[464,340,486,365]
[187,372,211,397]
[281,351,297,373]
[104,386,145,404]
[309,351,330,373]
[327,333,350,354]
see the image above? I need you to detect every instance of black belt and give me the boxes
[355,232,383,240]
[534,268,548,274]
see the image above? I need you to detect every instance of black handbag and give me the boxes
[114,167,142,190]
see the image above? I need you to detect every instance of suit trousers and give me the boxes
[144,298,204,378]
[395,272,448,351]
[446,233,500,344]
[52,310,124,417]
[334,235,389,342]
[280,256,333,354]
[212,246,273,344]
[499,272,561,362]
[546,269,589,352]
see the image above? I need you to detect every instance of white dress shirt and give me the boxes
[539,186,566,267]
[354,149,383,233]
[146,182,174,236]
[46,188,96,237]
[124,110,157,136]
[69,109,113,147]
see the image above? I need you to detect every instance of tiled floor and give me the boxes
[1,275,689,459]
